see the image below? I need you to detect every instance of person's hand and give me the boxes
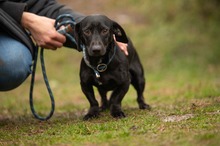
[113,35,128,56]
[21,12,66,50]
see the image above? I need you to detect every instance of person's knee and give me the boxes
[0,35,32,91]
[0,56,32,91]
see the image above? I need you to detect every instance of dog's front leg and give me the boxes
[98,88,109,111]
[81,83,99,120]
[109,83,130,118]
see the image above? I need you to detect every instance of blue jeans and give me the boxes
[0,32,32,91]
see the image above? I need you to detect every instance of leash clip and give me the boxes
[94,70,101,78]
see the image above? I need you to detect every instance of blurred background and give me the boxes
[58,0,220,101]
[0,0,219,117]
[56,0,220,80]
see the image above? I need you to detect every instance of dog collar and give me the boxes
[82,45,117,80]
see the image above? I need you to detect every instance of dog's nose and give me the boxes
[92,45,102,54]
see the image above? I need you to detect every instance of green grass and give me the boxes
[1,0,220,145]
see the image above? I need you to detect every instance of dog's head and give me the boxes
[74,14,128,57]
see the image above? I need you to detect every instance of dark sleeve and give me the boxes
[30,0,85,49]
[0,1,27,23]
[0,0,85,50]
[24,0,84,23]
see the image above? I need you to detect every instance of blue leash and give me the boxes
[29,46,55,121]
[29,14,76,121]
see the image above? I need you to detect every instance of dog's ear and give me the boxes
[73,22,83,52]
[112,21,129,43]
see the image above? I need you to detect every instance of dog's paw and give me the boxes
[83,113,99,120]
[110,104,126,118]
[111,111,126,118]
[83,106,100,120]
[139,103,151,110]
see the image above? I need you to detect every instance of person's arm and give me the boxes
[1,1,66,50]
[21,12,66,50]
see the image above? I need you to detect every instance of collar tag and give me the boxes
[97,64,107,72]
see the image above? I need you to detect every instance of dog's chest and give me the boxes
[93,68,129,89]
[80,53,130,89]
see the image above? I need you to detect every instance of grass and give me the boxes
[0,0,220,145]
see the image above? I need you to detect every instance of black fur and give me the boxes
[74,15,150,120]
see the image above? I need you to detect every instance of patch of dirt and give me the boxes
[162,110,220,122]
[162,114,194,122]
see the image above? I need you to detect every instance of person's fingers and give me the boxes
[113,35,128,56]
[116,41,129,56]
[47,40,63,48]
[53,31,66,44]
[39,43,57,50]
[35,39,57,50]
[118,42,128,56]
[36,34,65,49]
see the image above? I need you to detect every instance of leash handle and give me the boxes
[29,14,76,121]
[29,47,55,121]
[55,15,77,45]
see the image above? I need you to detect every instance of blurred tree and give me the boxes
[195,0,220,19]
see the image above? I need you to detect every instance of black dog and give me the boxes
[74,14,150,120]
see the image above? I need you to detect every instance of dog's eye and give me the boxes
[101,29,109,35]
[83,29,91,36]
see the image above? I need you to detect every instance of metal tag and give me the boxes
[97,64,107,72]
